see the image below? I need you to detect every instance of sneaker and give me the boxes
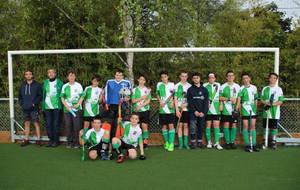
[117,155,125,163]
[100,151,109,160]
[46,142,53,147]
[36,140,43,146]
[253,145,260,152]
[167,143,174,152]
[164,142,169,150]
[73,144,80,149]
[245,145,252,152]
[190,142,196,149]
[224,143,231,150]
[183,144,190,149]
[51,142,58,147]
[66,143,72,148]
[271,141,277,150]
[20,140,30,147]
[230,143,237,149]
[178,144,183,150]
[214,144,223,150]
[206,143,213,149]
[197,142,204,149]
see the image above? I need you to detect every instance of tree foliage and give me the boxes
[0,0,299,97]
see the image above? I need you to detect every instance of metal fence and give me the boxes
[0,98,299,137]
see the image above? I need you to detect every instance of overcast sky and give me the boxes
[269,0,300,19]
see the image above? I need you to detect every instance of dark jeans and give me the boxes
[189,113,205,142]
[64,111,82,145]
[44,109,61,143]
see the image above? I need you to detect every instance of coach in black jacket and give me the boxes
[187,72,209,149]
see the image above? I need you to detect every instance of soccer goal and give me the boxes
[9,47,296,144]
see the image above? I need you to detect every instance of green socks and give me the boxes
[168,129,175,144]
[230,127,237,144]
[162,129,169,144]
[271,129,278,140]
[183,135,189,147]
[178,136,183,148]
[223,127,230,144]
[214,128,220,144]
[242,129,249,145]
[251,129,257,145]
[206,128,211,143]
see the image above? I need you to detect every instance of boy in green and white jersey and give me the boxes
[79,116,111,160]
[61,70,84,148]
[112,114,146,163]
[237,73,259,152]
[42,68,63,147]
[220,70,240,149]
[156,71,176,152]
[82,74,103,129]
[261,73,284,150]
[203,73,223,150]
[174,71,191,149]
[131,75,151,147]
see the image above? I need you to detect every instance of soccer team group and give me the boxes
[18,68,284,163]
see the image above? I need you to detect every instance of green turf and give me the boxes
[0,144,300,190]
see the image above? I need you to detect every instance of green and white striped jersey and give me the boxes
[84,128,105,147]
[220,82,240,116]
[121,122,142,148]
[174,82,191,111]
[43,78,63,110]
[261,86,284,119]
[156,82,175,114]
[238,84,258,116]
[61,82,84,113]
[131,86,151,112]
[82,86,102,117]
[204,82,221,115]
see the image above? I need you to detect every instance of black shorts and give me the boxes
[89,142,103,155]
[83,116,94,122]
[23,109,39,122]
[221,115,238,123]
[120,140,136,150]
[242,115,257,120]
[176,111,189,123]
[137,111,150,124]
[159,113,175,125]
[263,119,278,129]
[206,114,221,121]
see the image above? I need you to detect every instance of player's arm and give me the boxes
[274,91,284,106]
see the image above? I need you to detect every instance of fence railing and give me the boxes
[0,98,299,140]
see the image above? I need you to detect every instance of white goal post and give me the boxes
[7,47,280,142]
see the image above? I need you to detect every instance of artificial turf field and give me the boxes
[0,144,299,190]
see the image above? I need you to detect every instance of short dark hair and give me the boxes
[226,70,234,76]
[91,74,101,82]
[179,71,188,76]
[269,72,279,79]
[67,69,76,76]
[131,113,139,118]
[207,72,216,78]
[137,74,148,82]
[241,72,251,78]
[159,70,168,76]
[24,70,33,75]
[92,115,102,122]
[115,68,124,74]
[191,72,201,78]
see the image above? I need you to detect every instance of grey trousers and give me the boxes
[64,111,82,145]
